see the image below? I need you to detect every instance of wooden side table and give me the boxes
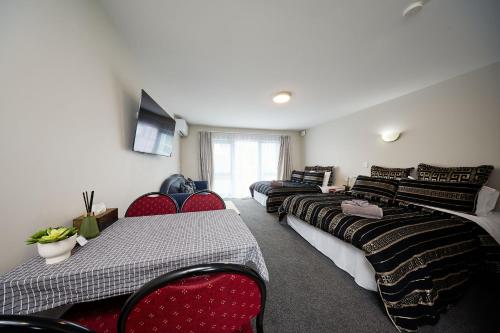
[321,185,346,194]
[328,188,345,194]
[73,208,118,232]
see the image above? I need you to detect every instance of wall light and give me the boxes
[381,131,401,142]
[273,91,292,104]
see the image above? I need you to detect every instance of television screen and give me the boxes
[133,90,175,157]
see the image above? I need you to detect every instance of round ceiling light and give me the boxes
[273,91,292,104]
[381,131,401,142]
[403,1,424,17]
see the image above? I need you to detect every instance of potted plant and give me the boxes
[26,227,78,264]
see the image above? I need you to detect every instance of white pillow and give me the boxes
[476,186,499,216]
[322,171,331,187]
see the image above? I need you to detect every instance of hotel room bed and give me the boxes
[249,180,322,213]
[278,192,500,332]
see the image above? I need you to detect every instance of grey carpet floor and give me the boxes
[231,198,500,333]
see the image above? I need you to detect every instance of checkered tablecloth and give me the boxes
[0,210,268,315]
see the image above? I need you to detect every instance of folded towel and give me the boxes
[271,181,284,188]
[341,200,383,219]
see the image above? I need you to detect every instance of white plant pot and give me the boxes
[37,234,77,265]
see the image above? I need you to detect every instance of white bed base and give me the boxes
[287,214,378,291]
[253,191,268,207]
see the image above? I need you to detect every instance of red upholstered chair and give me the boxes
[125,192,178,217]
[64,264,266,333]
[63,295,128,333]
[180,190,226,213]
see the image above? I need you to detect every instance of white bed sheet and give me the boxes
[287,214,378,291]
[419,205,500,245]
[253,191,268,207]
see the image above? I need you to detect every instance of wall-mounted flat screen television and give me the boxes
[133,90,175,157]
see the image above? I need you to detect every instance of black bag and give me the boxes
[160,175,197,194]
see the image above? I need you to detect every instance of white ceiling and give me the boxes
[100,0,500,130]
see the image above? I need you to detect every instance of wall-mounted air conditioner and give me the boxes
[175,118,189,137]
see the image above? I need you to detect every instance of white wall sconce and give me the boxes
[381,131,401,142]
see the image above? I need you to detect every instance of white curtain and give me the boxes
[212,133,280,198]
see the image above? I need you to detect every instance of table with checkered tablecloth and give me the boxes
[0,210,268,315]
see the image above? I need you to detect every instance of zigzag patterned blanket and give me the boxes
[249,181,321,213]
[278,193,495,332]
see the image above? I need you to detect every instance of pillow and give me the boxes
[476,186,500,216]
[290,170,305,183]
[351,175,399,200]
[417,163,494,185]
[322,171,332,187]
[371,165,413,179]
[305,166,334,185]
[303,171,325,186]
[395,179,482,214]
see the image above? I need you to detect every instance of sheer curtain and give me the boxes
[212,133,280,198]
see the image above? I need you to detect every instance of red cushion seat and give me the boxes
[64,295,128,333]
[63,264,265,333]
[125,192,178,217]
[180,191,226,213]
[123,274,260,333]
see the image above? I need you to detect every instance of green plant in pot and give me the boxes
[27,227,78,264]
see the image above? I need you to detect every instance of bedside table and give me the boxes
[73,208,118,232]
[320,185,346,194]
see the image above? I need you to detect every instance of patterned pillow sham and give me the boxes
[417,163,493,185]
[395,179,482,214]
[290,170,305,183]
[302,171,325,186]
[305,166,335,185]
[371,165,413,179]
[351,175,399,200]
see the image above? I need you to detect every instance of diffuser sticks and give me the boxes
[82,190,94,216]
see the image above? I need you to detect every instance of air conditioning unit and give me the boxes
[175,118,189,137]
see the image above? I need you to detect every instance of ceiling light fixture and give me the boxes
[403,1,424,17]
[273,91,292,104]
[381,131,401,142]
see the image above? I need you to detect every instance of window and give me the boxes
[212,133,280,198]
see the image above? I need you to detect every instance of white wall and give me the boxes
[0,0,179,273]
[180,125,304,181]
[305,62,500,208]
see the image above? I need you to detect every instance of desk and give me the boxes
[0,210,268,315]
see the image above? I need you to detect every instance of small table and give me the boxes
[73,208,118,232]
[320,185,346,194]
[0,210,268,315]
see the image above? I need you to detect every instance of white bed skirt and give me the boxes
[253,191,268,207]
[287,215,378,291]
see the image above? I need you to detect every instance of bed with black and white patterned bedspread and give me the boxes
[249,180,322,213]
[278,192,499,332]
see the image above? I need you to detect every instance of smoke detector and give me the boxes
[403,1,424,17]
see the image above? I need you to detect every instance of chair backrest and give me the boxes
[125,192,178,217]
[0,315,93,333]
[180,190,226,213]
[118,263,266,333]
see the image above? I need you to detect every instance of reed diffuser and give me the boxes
[79,190,100,239]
